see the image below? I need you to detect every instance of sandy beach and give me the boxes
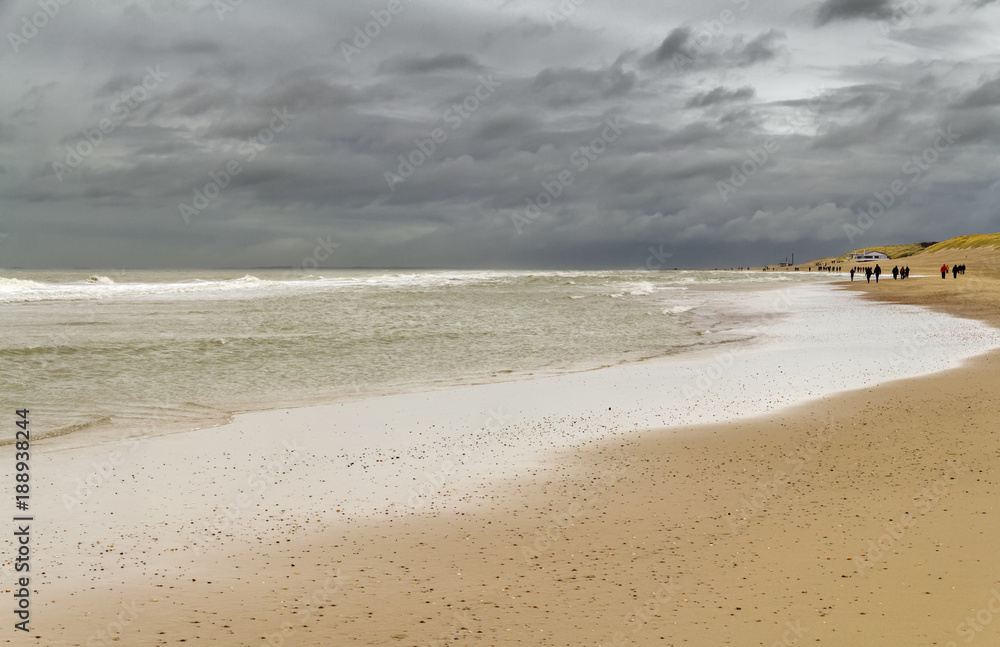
[7,0,1000,643]
[13,249,1000,647]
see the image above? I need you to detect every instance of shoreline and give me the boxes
[24,267,1000,645]
[19,272,974,452]
[7,271,825,447]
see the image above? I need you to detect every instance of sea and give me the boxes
[0,269,833,441]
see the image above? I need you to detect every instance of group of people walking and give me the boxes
[849,262,968,282]
[941,263,966,278]
[850,264,911,283]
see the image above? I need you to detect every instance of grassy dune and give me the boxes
[923,233,1000,252]
[813,233,1000,266]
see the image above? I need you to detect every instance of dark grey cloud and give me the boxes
[378,53,483,75]
[127,37,221,55]
[0,1,997,270]
[734,30,785,65]
[954,75,1000,108]
[475,114,538,140]
[644,28,786,71]
[815,0,895,26]
[531,64,636,107]
[649,27,694,66]
[686,86,756,108]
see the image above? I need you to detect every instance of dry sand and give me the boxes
[25,248,1000,646]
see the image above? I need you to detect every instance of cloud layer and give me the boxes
[1,0,998,269]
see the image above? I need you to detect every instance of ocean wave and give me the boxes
[628,282,656,296]
[0,274,283,303]
[663,305,695,315]
[0,269,834,304]
[0,277,47,291]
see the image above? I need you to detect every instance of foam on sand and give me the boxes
[26,282,1000,597]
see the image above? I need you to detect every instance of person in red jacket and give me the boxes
[941,263,948,279]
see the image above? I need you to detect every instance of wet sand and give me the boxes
[25,248,1000,646]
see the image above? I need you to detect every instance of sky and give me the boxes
[0,0,998,269]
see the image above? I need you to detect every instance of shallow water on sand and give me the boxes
[0,269,834,439]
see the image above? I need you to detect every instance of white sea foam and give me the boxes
[0,273,292,303]
[0,277,46,292]
[33,281,1000,560]
[0,269,843,440]
[229,282,1000,523]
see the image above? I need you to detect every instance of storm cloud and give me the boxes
[0,0,998,270]
[815,0,897,26]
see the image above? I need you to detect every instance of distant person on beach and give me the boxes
[865,267,872,283]
[941,263,948,279]
[892,266,899,280]
[905,266,910,279]
[850,268,855,281]
[953,264,959,278]
[874,264,882,283]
